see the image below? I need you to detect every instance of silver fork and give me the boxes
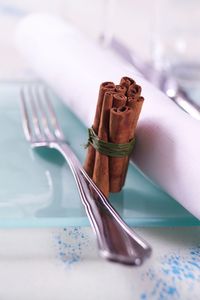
[20,84,152,265]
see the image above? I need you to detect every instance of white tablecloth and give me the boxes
[0,227,200,300]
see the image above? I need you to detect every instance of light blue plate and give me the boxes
[0,82,199,228]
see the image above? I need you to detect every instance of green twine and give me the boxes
[85,127,135,157]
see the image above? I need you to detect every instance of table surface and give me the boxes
[0,227,199,300]
[0,2,200,300]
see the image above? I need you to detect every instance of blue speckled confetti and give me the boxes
[140,246,200,300]
[53,227,90,267]
[52,227,200,298]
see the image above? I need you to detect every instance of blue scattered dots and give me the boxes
[166,286,177,295]
[141,293,147,299]
[54,227,89,267]
[140,245,200,299]
[188,261,200,270]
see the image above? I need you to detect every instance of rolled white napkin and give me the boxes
[15,13,200,220]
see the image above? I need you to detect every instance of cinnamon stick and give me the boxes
[120,76,135,89]
[84,82,115,177]
[92,92,127,196]
[127,84,142,98]
[92,91,114,197]
[115,84,127,95]
[127,96,144,129]
[84,76,144,197]
[112,93,127,108]
[109,106,134,192]
[121,96,144,186]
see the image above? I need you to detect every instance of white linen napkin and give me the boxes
[15,13,200,220]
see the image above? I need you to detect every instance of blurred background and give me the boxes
[0,0,155,79]
[1,0,200,111]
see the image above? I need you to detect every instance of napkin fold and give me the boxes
[15,13,200,220]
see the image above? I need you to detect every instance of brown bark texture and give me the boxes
[83,77,144,197]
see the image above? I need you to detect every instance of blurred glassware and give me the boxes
[110,37,200,120]
[99,0,200,119]
[152,0,200,105]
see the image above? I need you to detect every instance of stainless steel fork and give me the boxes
[20,84,152,265]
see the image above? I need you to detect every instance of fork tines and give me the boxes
[20,85,65,143]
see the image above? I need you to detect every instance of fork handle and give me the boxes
[54,143,151,265]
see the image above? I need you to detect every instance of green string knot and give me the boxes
[86,127,135,157]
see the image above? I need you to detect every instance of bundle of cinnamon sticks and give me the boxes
[84,76,144,197]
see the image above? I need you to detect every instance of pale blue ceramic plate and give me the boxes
[0,82,199,228]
